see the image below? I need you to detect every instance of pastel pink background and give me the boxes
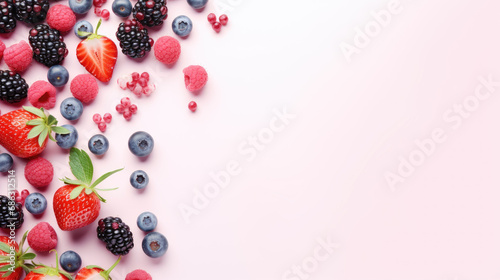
[1,0,500,279]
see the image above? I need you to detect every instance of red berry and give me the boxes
[141,72,150,81]
[127,82,136,91]
[219,14,228,25]
[93,113,102,124]
[121,97,131,107]
[103,113,112,123]
[188,101,197,112]
[207,13,216,24]
[94,7,102,16]
[138,78,148,87]
[21,189,29,199]
[93,0,103,7]
[98,122,107,132]
[131,72,140,81]
[129,104,138,114]
[101,9,110,20]
[116,104,125,113]
[212,22,222,33]
[123,111,132,120]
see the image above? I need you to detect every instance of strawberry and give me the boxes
[0,107,69,158]
[53,148,122,231]
[0,231,37,280]
[24,251,72,280]
[76,20,117,82]
[75,256,121,280]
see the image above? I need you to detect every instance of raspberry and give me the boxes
[28,80,57,109]
[154,36,181,65]
[71,74,99,103]
[47,5,76,33]
[0,40,6,61]
[4,41,33,73]
[183,65,208,92]
[25,157,53,188]
[126,269,152,280]
[27,222,57,252]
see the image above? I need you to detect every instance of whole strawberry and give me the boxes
[0,107,69,158]
[24,250,72,280]
[75,256,121,280]
[53,148,122,231]
[0,231,37,280]
[76,19,117,82]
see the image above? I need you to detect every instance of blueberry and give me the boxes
[130,170,149,189]
[0,153,13,173]
[172,15,193,37]
[60,251,82,273]
[186,0,208,9]
[88,134,109,155]
[128,131,154,157]
[137,212,157,231]
[56,124,78,149]
[60,97,83,121]
[69,0,92,14]
[25,193,47,215]
[74,20,93,39]
[112,0,132,17]
[142,232,168,258]
[47,65,69,87]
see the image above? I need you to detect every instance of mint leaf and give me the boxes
[90,168,123,189]
[69,148,93,185]
[70,186,85,199]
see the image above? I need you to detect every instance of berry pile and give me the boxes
[116,97,138,120]
[208,13,228,33]
[118,71,155,97]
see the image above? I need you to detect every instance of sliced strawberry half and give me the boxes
[76,20,117,83]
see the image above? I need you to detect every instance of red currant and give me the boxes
[212,22,222,33]
[141,72,150,81]
[219,14,228,25]
[93,113,102,124]
[21,189,29,199]
[93,0,103,7]
[94,7,102,16]
[116,104,125,114]
[101,9,110,20]
[103,113,112,123]
[121,97,131,107]
[123,111,132,120]
[138,77,148,87]
[98,122,107,132]
[207,13,216,24]
[188,101,197,112]
[129,104,138,114]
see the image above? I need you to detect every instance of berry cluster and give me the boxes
[93,0,110,20]
[14,189,30,206]
[207,13,228,33]
[118,71,155,97]
[93,113,112,132]
[116,97,138,120]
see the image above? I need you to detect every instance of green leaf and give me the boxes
[52,126,70,134]
[25,119,44,126]
[69,148,93,185]
[27,124,44,139]
[48,133,56,142]
[0,265,11,272]
[61,178,85,186]
[94,187,119,191]
[22,106,45,118]
[38,127,49,147]
[0,242,10,253]
[47,115,57,126]
[90,168,123,189]
[22,253,36,260]
[69,186,85,199]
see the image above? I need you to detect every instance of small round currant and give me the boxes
[207,13,216,24]
[212,22,221,33]
[93,114,102,124]
[103,113,112,123]
[188,101,197,112]
[219,14,228,25]
[101,9,110,20]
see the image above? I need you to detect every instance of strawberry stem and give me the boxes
[24,106,70,147]
[99,256,121,280]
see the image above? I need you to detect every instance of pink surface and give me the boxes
[0,0,500,279]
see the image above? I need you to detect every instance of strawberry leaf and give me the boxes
[52,126,70,134]
[22,106,45,118]
[27,124,44,139]
[25,119,43,126]
[61,177,85,186]
[70,186,85,199]
[0,264,11,272]
[47,115,57,126]
[38,127,48,147]
[69,148,93,185]
[90,168,123,189]
[0,243,10,254]
[22,253,36,260]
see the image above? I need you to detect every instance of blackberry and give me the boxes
[0,195,24,229]
[116,20,153,59]
[132,0,167,27]
[0,70,28,103]
[14,0,49,24]
[97,216,134,256]
[0,0,16,33]
[28,24,68,67]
